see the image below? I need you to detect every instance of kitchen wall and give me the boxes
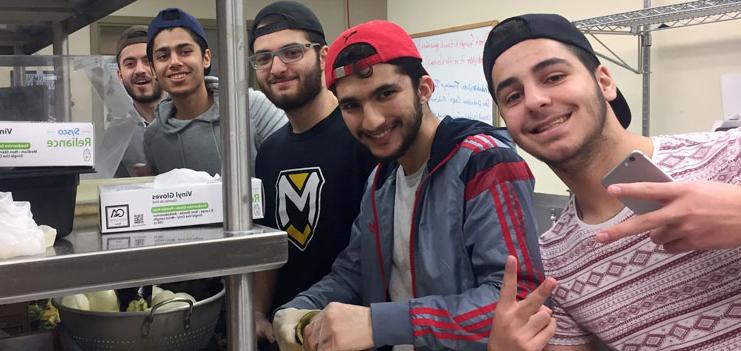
[28,0,741,194]
[389,0,741,194]
[32,0,387,167]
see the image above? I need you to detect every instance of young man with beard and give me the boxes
[482,14,741,351]
[271,20,544,351]
[144,8,286,176]
[247,2,376,346]
[113,25,163,177]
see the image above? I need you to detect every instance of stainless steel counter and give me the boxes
[0,225,287,305]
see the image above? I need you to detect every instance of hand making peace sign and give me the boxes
[487,256,558,351]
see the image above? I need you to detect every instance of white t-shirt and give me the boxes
[391,163,426,351]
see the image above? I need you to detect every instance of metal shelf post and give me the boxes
[572,0,741,136]
[216,0,258,349]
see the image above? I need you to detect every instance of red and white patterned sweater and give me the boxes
[541,129,741,350]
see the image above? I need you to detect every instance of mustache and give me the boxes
[267,75,298,84]
[526,109,572,122]
[130,73,153,84]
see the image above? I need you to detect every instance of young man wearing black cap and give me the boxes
[113,25,163,177]
[144,8,286,176]
[483,13,741,351]
[271,20,543,351]
[246,1,376,346]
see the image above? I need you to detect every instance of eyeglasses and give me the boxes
[249,43,321,70]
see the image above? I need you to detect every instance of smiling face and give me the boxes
[150,27,211,98]
[491,39,618,166]
[335,63,426,161]
[117,42,162,104]
[252,29,324,111]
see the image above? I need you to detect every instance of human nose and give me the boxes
[168,53,183,69]
[269,54,287,75]
[361,103,385,132]
[523,84,551,111]
[135,60,149,74]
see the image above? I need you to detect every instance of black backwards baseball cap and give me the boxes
[147,8,210,74]
[482,14,631,128]
[249,1,326,52]
[115,25,148,64]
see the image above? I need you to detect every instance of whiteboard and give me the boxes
[412,22,496,125]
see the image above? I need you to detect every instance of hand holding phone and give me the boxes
[602,150,673,214]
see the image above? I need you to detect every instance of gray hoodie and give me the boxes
[143,88,286,176]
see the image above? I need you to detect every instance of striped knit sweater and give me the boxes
[541,128,741,350]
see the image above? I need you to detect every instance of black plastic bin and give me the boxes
[0,167,95,237]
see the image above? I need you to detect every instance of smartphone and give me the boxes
[602,150,673,214]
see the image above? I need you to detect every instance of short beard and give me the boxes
[125,84,163,104]
[258,55,323,111]
[547,82,608,173]
[382,92,424,162]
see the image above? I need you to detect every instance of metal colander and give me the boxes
[53,280,224,351]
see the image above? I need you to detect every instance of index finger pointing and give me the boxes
[499,256,519,306]
[607,182,679,201]
[595,209,667,243]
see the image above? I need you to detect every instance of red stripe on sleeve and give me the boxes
[502,184,538,293]
[413,329,488,340]
[464,161,532,201]
[413,316,493,334]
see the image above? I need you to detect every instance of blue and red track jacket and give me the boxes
[283,116,544,351]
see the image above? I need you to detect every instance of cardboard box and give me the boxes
[101,227,226,250]
[0,122,94,167]
[99,178,264,233]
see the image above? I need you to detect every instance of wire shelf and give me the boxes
[574,0,741,34]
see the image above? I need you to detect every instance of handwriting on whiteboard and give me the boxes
[413,25,495,125]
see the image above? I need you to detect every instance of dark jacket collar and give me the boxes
[375,116,513,185]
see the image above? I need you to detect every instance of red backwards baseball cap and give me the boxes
[325,20,422,89]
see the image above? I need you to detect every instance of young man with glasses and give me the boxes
[143,8,286,176]
[247,1,376,347]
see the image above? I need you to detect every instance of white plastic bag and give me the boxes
[152,168,221,189]
[0,192,46,259]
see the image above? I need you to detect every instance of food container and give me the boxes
[53,279,223,351]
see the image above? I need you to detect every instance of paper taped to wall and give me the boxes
[721,73,741,120]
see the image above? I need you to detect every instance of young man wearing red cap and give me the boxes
[483,13,741,351]
[271,20,544,351]
[247,2,376,347]
[112,25,163,177]
[144,8,286,176]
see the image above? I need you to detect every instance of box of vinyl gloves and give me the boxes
[0,122,94,167]
[99,170,263,233]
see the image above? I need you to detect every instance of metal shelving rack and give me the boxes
[572,0,741,136]
[0,1,286,350]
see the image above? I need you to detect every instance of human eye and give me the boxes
[377,89,397,101]
[252,53,272,67]
[503,90,522,105]
[123,59,136,68]
[154,51,168,61]
[545,73,566,84]
[340,100,360,111]
[281,45,304,60]
[180,46,193,56]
